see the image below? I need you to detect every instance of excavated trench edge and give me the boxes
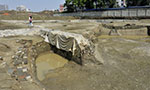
[30,40,85,89]
[3,25,150,89]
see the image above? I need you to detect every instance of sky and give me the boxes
[0,0,65,12]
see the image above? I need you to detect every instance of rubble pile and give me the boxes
[10,39,33,81]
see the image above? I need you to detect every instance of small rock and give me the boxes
[22,59,28,65]
[14,60,22,66]
[16,50,22,55]
[0,56,3,61]
[17,66,23,69]
[22,68,28,72]
[23,56,28,59]
[18,47,23,51]
[1,62,6,67]
[25,75,32,81]
[12,55,15,59]
[31,46,36,49]
[8,68,15,75]
[16,39,20,43]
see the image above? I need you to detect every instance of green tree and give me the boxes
[84,0,94,9]
[126,0,150,6]
[64,0,118,12]
[64,0,75,12]
[96,0,105,8]
[108,0,117,8]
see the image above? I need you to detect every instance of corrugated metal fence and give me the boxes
[54,7,150,18]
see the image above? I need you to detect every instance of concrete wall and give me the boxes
[54,8,150,18]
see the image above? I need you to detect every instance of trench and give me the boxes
[2,30,150,90]
[34,25,150,82]
[33,41,74,81]
[20,23,150,88]
[36,51,68,81]
[1,20,150,90]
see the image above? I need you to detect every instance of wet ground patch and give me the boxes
[36,51,68,81]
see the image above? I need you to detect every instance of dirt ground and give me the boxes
[42,37,150,90]
[0,36,44,90]
[0,21,27,30]
[0,19,150,90]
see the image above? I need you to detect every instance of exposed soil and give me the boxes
[0,36,44,90]
[0,11,76,20]
[36,51,68,81]
[0,21,27,30]
[0,20,150,90]
[41,36,150,90]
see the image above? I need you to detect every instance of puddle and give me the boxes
[36,51,68,81]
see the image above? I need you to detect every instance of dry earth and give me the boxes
[42,37,150,90]
[0,19,150,90]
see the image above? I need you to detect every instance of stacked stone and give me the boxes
[12,47,28,66]
[10,39,32,81]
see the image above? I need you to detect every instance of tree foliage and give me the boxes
[64,0,150,12]
[126,0,150,6]
[64,0,118,12]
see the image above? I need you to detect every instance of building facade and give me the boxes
[16,5,29,11]
[0,4,8,11]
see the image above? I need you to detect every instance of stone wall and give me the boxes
[54,8,150,18]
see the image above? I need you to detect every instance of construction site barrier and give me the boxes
[54,7,150,18]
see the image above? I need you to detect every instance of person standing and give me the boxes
[29,15,33,26]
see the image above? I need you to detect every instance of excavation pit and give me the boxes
[1,20,150,90]
[36,51,68,81]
